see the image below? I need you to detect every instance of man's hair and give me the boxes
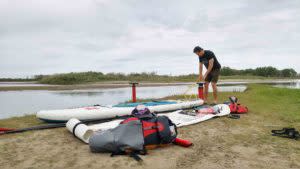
[193,46,203,53]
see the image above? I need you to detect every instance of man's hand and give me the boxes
[199,75,203,82]
[203,74,207,82]
[199,63,203,82]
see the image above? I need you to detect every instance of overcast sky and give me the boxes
[0,0,299,77]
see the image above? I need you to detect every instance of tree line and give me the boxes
[0,66,298,84]
[220,66,298,78]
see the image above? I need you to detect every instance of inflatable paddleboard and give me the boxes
[37,100,203,123]
[113,101,177,107]
[66,104,230,143]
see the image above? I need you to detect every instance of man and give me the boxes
[193,46,221,104]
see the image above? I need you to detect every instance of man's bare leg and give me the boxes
[212,82,218,104]
[204,82,210,104]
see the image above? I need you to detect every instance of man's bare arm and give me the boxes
[204,58,214,78]
[199,63,203,81]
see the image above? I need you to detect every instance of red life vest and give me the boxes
[229,103,248,114]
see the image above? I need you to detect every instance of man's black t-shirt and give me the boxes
[199,50,221,70]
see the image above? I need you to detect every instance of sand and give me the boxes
[1,112,300,169]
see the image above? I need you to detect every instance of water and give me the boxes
[0,82,51,87]
[273,80,300,89]
[0,85,246,119]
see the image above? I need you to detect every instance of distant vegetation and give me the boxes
[220,66,298,78]
[36,66,299,85]
[0,78,36,82]
[0,66,298,85]
[36,72,198,85]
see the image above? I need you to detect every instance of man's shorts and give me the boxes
[205,69,220,83]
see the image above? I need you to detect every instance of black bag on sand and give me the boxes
[272,128,300,140]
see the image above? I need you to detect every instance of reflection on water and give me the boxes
[273,80,300,89]
[56,90,106,96]
[0,85,246,119]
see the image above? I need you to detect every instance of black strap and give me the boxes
[154,118,163,144]
[111,151,126,157]
[111,150,143,162]
[72,122,84,137]
[130,152,143,162]
[228,114,240,119]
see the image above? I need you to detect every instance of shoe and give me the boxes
[272,128,300,140]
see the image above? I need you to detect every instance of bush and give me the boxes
[281,69,297,77]
[221,66,297,78]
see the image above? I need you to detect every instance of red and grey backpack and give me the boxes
[126,104,178,147]
[89,105,177,161]
[121,115,177,148]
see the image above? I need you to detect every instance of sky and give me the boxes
[0,0,300,78]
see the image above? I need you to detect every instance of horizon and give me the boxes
[1,0,300,78]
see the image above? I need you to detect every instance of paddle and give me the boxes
[0,115,132,135]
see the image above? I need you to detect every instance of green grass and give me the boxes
[163,85,300,124]
[246,85,300,123]
[0,115,43,129]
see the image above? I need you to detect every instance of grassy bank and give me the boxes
[0,85,300,169]
[0,78,36,82]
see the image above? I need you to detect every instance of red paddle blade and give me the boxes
[173,138,193,147]
[0,128,15,132]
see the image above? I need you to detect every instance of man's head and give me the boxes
[193,46,204,57]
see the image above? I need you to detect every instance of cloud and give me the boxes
[0,0,299,77]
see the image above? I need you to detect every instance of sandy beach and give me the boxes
[1,113,299,169]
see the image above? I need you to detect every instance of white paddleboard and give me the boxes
[66,104,230,143]
[37,100,203,122]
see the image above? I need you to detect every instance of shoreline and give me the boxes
[0,79,298,91]
[0,82,193,91]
